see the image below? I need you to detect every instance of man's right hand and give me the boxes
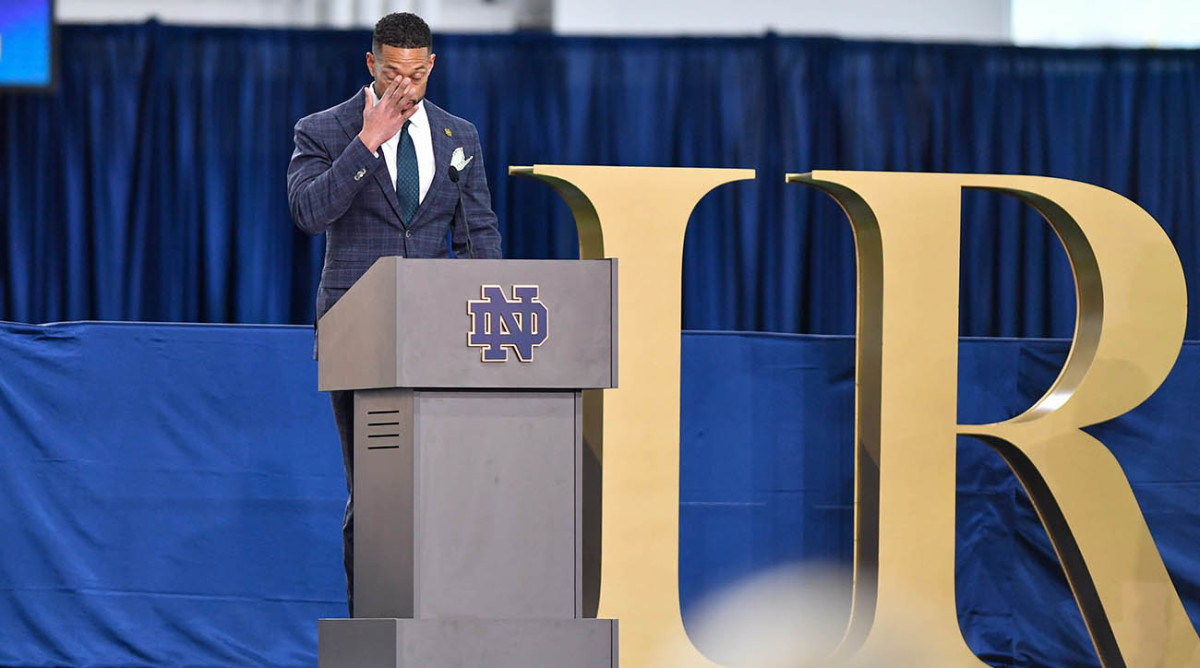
[357,77,418,154]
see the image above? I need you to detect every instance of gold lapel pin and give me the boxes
[444,128,453,137]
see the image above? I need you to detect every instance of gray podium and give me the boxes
[316,257,618,668]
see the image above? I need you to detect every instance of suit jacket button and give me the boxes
[405,230,412,238]
[354,167,367,181]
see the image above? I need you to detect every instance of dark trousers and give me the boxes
[329,389,355,616]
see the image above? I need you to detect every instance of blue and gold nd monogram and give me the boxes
[467,285,549,362]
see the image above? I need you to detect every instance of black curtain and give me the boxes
[3,24,1199,337]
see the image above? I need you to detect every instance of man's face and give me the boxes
[366,45,435,104]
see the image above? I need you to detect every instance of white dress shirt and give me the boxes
[366,85,434,205]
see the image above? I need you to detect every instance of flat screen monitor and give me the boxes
[0,0,55,90]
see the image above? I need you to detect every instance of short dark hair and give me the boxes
[372,13,432,54]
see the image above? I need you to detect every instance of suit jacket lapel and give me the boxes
[409,102,453,230]
[335,88,405,227]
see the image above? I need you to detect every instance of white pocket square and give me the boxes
[451,147,474,172]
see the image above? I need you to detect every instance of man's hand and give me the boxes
[358,77,418,154]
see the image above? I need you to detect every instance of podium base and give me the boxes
[318,618,618,667]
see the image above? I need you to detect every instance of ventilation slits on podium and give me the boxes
[364,408,402,450]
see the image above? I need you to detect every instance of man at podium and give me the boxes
[285,11,503,614]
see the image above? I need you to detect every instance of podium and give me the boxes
[315,258,618,667]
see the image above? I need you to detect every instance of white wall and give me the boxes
[60,0,1200,48]
[1013,0,1200,47]
[553,0,1012,42]
[57,0,1010,40]
[57,0,327,27]
[55,0,543,31]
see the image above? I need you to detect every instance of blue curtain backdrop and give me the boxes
[3,24,1199,336]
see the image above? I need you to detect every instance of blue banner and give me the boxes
[0,322,1197,666]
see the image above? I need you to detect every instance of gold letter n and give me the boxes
[789,172,1199,667]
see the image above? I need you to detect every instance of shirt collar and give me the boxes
[365,84,427,129]
[408,100,428,129]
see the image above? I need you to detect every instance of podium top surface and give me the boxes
[317,258,616,391]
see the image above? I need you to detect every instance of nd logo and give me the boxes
[467,284,549,362]
[511,166,1199,667]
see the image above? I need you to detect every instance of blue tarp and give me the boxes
[1,322,1197,666]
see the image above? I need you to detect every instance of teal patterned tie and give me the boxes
[395,120,419,223]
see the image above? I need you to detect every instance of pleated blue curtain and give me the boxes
[3,26,1199,337]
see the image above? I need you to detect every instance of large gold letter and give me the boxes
[512,165,753,667]
[788,172,1198,667]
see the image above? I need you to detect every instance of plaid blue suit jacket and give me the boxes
[287,89,503,324]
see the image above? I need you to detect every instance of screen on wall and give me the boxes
[0,0,54,89]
